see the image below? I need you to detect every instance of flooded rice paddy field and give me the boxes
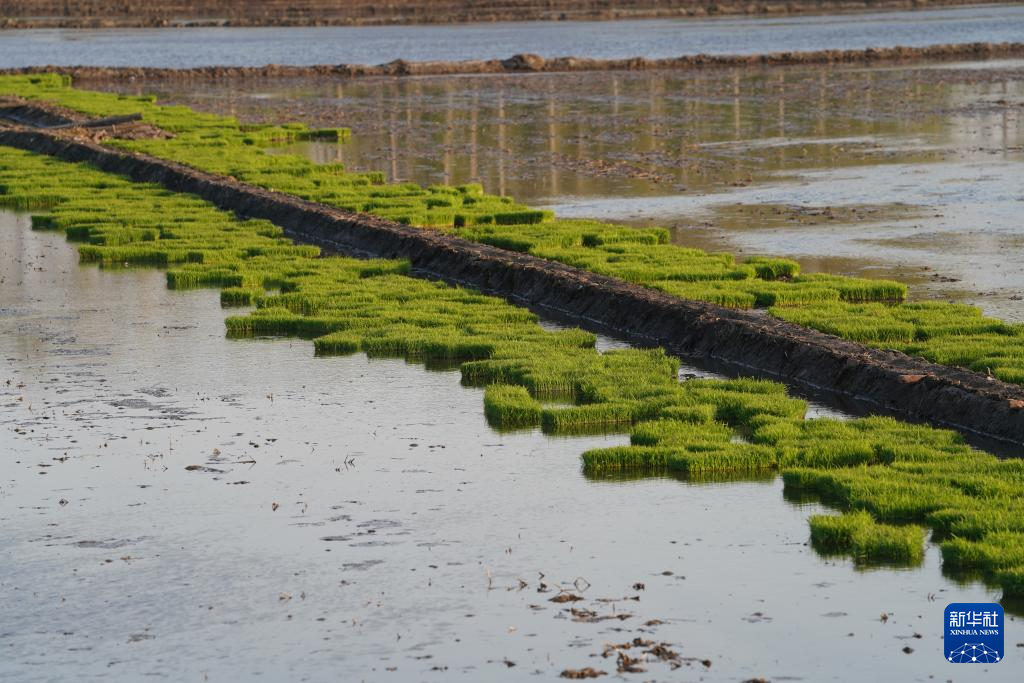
[1,197,1020,681]
[105,57,1024,322]
[1,4,1023,68]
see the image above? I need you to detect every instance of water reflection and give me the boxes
[130,64,1018,198]
[3,4,1023,68]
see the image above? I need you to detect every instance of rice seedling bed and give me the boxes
[809,511,926,564]
[773,302,1024,384]
[9,75,1023,391]
[3,137,1024,594]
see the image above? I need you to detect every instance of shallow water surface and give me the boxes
[1,4,1023,68]
[0,211,1017,681]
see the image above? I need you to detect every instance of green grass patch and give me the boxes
[810,511,925,564]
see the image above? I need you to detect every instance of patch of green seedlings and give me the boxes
[809,511,926,565]
[484,385,542,430]
[773,302,1024,384]
[6,82,1024,590]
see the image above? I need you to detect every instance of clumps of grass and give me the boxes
[927,501,1024,540]
[484,385,542,429]
[994,566,1024,599]
[220,287,258,306]
[941,532,1024,573]
[810,511,926,564]
[581,443,777,476]
[744,256,801,280]
[773,302,1024,383]
[580,445,678,471]
[312,331,361,356]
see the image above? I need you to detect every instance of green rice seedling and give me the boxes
[653,281,759,308]
[810,511,925,564]
[994,367,1024,384]
[541,402,636,433]
[792,274,908,302]
[581,445,679,472]
[629,419,733,447]
[843,474,971,524]
[781,467,970,524]
[685,377,790,395]
[655,403,718,424]
[298,128,351,142]
[483,385,542,429]
[712,392,808,425]
[941,533,1024,573]
[781,467,834,498]
[29,214,59,230]
[224,308,304,337]
[928,504,1024,540]
[220,287,258,307]
[994,566,1024,598]
[771,300,1024,385]
[167,266,244,288]
[749,416,804,445]
[666,444,778,475]
[744,256,801,280]
[749,282,842,307]
[493,209,552,225]
[781,440,878,469]
[312,331,361,356]
[810,510,873,550]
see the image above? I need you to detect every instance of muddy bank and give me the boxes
[1,125,1023,444]
[4,42,1024,82]
[0,0,1010,29]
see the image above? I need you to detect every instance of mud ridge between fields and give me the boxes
[1,123,1022,444]
[3,42,1024,82]
[0,0,1010,30]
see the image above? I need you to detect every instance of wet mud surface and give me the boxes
[2,211,1021,682]
[99,57,1024,322]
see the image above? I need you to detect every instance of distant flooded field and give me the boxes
[0,4,1023,67]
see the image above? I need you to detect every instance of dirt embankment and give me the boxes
[1,120,1023,445]
[3,42,1024,83]
[0,0,1013,29]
